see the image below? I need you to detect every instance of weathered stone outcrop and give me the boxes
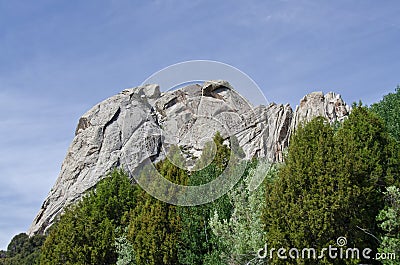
[28,81,350,235]
[291,91,350,131]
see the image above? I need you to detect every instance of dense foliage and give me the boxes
[38,133,238,265]
[371,86,400,142]
[127,158,188,265]
[177,137,233,265]
[377,186,400,265]
[210,160,278,265]
[39,169,137,264]
[264,106,400,264]
[126,132,235,265]
[0,233,45,265]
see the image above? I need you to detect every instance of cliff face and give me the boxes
[28,81,350,235]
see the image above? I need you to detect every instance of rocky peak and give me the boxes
[291,91,350,131]
[28,81,350,236]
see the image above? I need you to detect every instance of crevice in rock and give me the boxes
[103,107,121,134]
[149,136,162,162]
[34,209,45,225]
[203,91,224,100]
[277,110,292,143]
[115,157,121,168]
[96,107,122,154]
[164,97,179,109]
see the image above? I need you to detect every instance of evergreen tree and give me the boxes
[371,86,400,142]
[264,117,339,264]
[177,164,232,265]
[334,106,400,254]
[264,108,400,264]
[127,158,188,265]
[39,169,137,265]
[377,186,400,265]
[177,133,233,265]
[0,233,45,265]
[209,159,278,265]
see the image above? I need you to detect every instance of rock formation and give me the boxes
[28,80,350,236]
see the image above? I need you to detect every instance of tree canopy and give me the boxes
[39,169,137,265]
[264,107,400,264]
[371,85,400,142]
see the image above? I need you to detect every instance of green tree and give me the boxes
[209,159,278,265]
[371,86,400,142]
[264,117,340,264]
[177,164,232,265]
[39,169,137,265]
[0,233,45,265]
[7,233,30,257]
[177,133,234,265]
[127,158,188,265]
[192,132,231,173]
[377,186,400,265]
[334,106,400,255]
[264,108,400,264]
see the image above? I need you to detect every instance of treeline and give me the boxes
[1,86,399,265]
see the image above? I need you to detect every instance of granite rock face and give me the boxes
[291,91,350,131]
[28,81,350,235]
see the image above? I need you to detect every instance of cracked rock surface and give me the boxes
[28,81,350,235]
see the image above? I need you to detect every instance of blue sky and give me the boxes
[0,0,399,250]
